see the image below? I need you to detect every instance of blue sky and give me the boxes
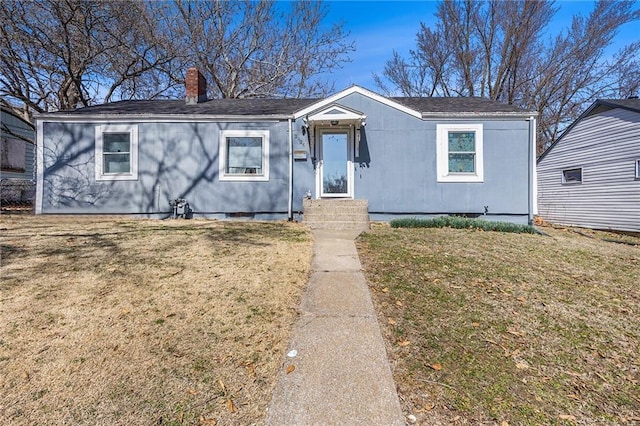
[323,0,639,91]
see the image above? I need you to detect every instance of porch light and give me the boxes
[330,120,339,126]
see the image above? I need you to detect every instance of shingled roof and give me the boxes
[391,96,532,114]
[58,98,319,116]
[38,87,534,118]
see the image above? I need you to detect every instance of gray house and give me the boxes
[537,99,640,232]
[1,105,36,205]
[36,69,537,225]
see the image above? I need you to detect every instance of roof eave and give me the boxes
[34,113,294,122]
[593,99,640,115]
[2,106,36,128]
[421,111,537,119]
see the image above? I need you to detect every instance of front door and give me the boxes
[318,129,353,198]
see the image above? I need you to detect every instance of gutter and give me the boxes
[421,111,537,119]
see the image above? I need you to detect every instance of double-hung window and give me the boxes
[95,124,138,181]
[437,124,483,182]
[219,130,269,181]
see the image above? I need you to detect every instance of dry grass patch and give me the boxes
[357,223,639,425]
[0,215,312,425]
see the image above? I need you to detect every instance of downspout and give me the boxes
[35,119,44,214]
[527,116,537,224]
[288,118,293,221]
[531,115,538,217]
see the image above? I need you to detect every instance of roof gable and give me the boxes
[537,98,640,163]
[293,85,422,119]
[307,103,366,123]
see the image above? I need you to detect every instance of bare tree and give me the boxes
[376,0,640,153]
[155,0,355,99]
[613,45,640,99]
[0,0,177,114]
[1,0,353,115]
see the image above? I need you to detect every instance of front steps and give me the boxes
[303,199,370,232]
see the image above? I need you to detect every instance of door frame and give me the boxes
[315,126,354,199]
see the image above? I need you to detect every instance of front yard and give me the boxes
[357,224,640,425]
[2,215,638,425]
[0,216,312,425]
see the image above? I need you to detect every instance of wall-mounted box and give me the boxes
[293,150,307,161]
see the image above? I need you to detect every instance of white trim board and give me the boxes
[35,120,44,214]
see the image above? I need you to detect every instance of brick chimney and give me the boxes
[185,67,207,104]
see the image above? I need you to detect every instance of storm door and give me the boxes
[318,129,353,198]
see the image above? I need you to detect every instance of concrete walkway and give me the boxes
[266,230,405,425]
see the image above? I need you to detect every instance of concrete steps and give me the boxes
[303,199,370,232]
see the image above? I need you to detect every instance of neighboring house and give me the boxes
[537,98,640,232]
[1,105,36,205]
[35,68,537,224]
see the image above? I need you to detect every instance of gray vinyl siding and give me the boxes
[40,121,291,216]
[537,108,640,232]
[39,91,534,223]
[293,92,533,222]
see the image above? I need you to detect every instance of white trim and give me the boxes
[436,123,484,183]
[35,120,44,214]
[95,124,139,181]
[34,116,286,123]
[316,126,354,198]
[635,159,640,179]
[308,104,366,123]
[219,129,270,182]
[294,85,422,119]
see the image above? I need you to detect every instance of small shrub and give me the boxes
[390,216,537,234]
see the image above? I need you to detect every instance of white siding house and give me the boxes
[537,99,640,232]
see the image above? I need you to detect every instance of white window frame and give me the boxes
[437,123,484,182]
[635,159,640,179]
[95,124,138,181]
[219,130,270,181]
[561,167,582,184]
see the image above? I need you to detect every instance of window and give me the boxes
[636,160,640,179]
[437,124,483,182]
[1,138,26,172]
[95,124,138,181]
[219,130,269,181]
[562,168,582,184]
